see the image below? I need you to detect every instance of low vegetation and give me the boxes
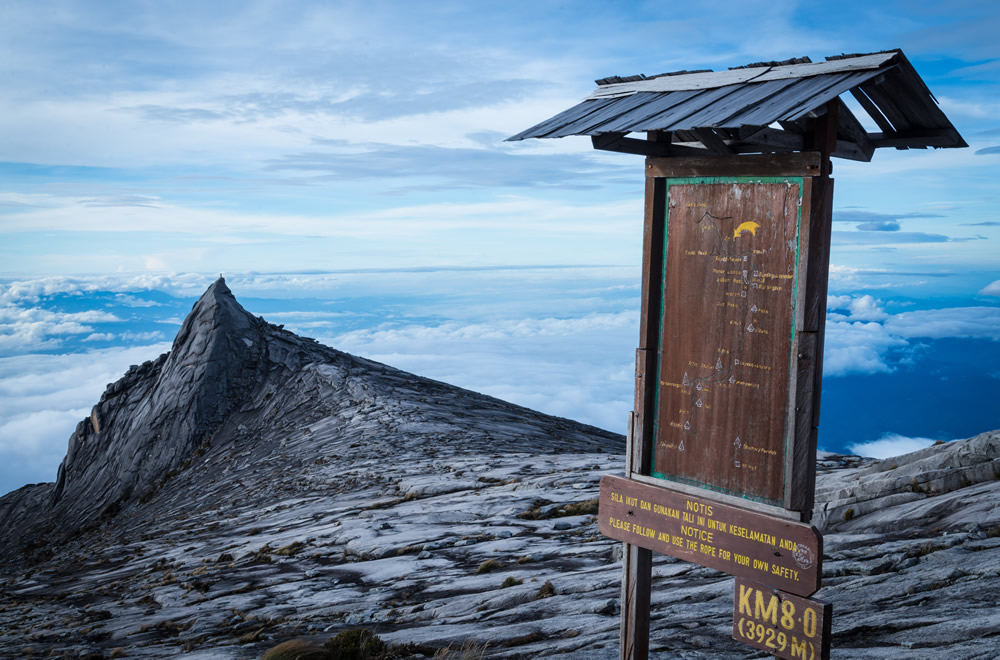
[261,628,449,660]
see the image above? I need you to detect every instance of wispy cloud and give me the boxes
[980,280,1000,296]
[268,139,633,191]
[884,306,1000,340]
[0,306,121,354]
[832,231,957,245]
[847,433,941,459]
[0,343,171,494]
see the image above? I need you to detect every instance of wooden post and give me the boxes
[619,138,666,660]
[787,101,838,516]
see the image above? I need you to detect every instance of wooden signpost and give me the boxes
[507,49,965,660]
[611,147,834,659]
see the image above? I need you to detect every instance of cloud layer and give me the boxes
[0,343,171,494]
[847,433,941,459]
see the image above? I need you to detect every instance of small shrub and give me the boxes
[239,626,267,644]
[275,541,306,556]
[517,498,599,520]
[501,576,522,588]
[517,499,553,520]
[433,641,488,659]
[535,580,555,599]
[216,553,234,563]
[249,544,273,564]
[261,639,329,660]
[324,628,386,659]
[516,555,533,565]
[842,508,855,522]
[475,559,501,574]
[499,631,546,647]
[559,498,599,516]
[247,527,263,536]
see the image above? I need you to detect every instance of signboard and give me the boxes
[598,475,821,596]
[732,578,832,660]
[652,176,807,505]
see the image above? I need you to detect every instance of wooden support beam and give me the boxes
[786,100,837,514]
[833,98,875,162]
[693,127,735,155]
[870,129,962,149]
[646,152,821,178]
[738,126,805,151]
[850,87,894,134]
[619,160,665,660]
[831,140,872,162]
[592,133,709,157]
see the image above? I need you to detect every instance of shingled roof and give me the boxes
[507,50,965,161]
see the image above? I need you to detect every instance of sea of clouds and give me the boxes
[1,270,999,494]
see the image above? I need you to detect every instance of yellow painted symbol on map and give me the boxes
[733,221,760,238]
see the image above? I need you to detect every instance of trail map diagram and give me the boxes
[652,178,803,504]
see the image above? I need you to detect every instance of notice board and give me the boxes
[651,176,809,506]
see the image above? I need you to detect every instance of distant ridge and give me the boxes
[0,280,997,658]
[0,278,622,562]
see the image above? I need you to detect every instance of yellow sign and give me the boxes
[733,220,761,237]
[732,578,831,660]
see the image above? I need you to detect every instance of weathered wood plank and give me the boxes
[694,127,735,155]
[593,133,712,158]
[637,172,666,458]
[634,85,748,133]
[646,153,820,178]
[787,331,819,514]
[620,415,651,660]
[619,159,664,660]
[859,79,914,134]
[620,543,651,660]
[849,87,894,134]
[588,52,896,99]
[597,90,703,134]
[869,129,962,149]
[629,473,802,521]
[651,177,804,505]
[599,475,824,596]
[832,98,875,162]
[679,78,801,128]
[506,98,615,141]
[800,102,836,332]
[553,93,665,138]
[738,127,805,151]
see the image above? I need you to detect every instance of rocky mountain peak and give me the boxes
[0,279,997,658]
[170,276,253,354]
[47,277,271,532]
[0,279,623,559]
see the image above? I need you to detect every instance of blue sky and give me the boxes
[1,1,999,495]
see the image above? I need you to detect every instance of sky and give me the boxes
[1,0,999,496]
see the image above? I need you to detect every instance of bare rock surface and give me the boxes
[1,279,998,658]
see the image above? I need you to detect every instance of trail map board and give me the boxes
[652,177,806,505]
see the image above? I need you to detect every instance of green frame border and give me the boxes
[650,176,804,506]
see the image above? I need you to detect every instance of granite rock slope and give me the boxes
[1,280,998,659]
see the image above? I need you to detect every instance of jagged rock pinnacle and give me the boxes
[47,277,270,528]
[0,278,623,558]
